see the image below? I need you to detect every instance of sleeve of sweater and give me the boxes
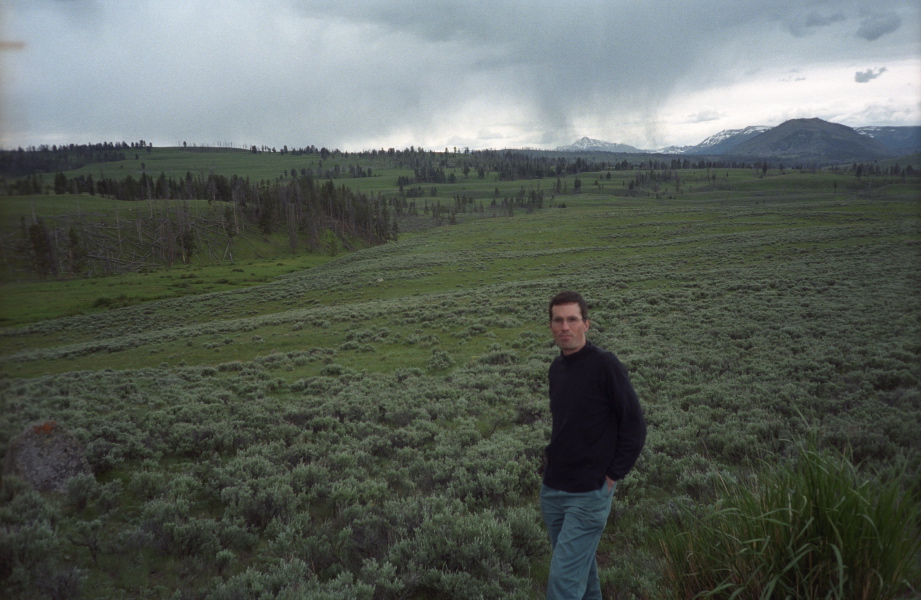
[604,355,647,481]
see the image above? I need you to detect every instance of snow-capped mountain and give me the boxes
[653,145,696,154]
[555,122,918,159]
[557,128,771,155]
[555,137,643,153]
[692,126,771,155]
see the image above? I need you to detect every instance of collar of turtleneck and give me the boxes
[560,341,595,365]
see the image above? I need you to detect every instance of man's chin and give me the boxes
[557,341,584,354]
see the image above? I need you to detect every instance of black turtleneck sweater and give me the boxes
[543,342,646,493]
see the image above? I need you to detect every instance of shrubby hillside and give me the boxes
[1,159,919,598]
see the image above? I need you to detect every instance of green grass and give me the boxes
[0,256,335,328]
[1,156,919,599]
[658,444,921,600]
[0,194,244,236]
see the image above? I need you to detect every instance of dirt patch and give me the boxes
[3,421,92,492]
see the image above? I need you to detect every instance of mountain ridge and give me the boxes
[558,120,920,160]
[693,125,771,155]
[855,126,921,154]
[729,118,891,162]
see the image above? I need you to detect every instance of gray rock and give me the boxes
[3,421,92,493]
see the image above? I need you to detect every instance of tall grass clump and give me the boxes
[659,445,921,600]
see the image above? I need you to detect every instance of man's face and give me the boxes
[550,303,589,355]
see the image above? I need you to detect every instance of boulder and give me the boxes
[3,421,92,492]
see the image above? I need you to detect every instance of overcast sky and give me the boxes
[2,0,919,151]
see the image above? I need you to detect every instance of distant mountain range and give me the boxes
[556,119,921,163]
[855,126,921,155]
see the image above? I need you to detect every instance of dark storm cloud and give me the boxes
[787,10,847,36]
[855,67,888,82]
[292,0,847,138]
[3,0,920,150]
[856,12,902,41]
[805,11,847,28]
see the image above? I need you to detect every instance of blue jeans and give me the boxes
[540,482,617,600]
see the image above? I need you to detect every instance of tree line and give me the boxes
[4,172,396,278]
[0,142,145,178]
[848,161,917,178]
[389,149,773,185]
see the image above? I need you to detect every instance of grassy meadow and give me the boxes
[1,148,920,598]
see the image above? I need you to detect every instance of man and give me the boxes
[541,291,646,599]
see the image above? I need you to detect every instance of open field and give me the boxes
[4,144,906,284]
[1,155,920,598]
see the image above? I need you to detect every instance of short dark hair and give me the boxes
[548,291,588,321]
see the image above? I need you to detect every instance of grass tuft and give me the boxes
[658,445,921,600]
